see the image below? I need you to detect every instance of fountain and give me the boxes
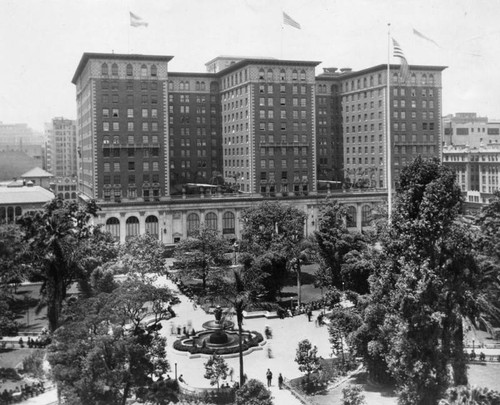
[173,306,264,355]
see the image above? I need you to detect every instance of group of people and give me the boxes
[266,369,284,389]
[17,336,50,349]
[0,382,45,404]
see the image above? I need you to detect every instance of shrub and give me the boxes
[22,349,45,378]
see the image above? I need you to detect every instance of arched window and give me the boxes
[106,217,120,240]
[292,70,298,81]
[346,206,357,228]
[151,64,157,77]
[205,212,217,230]
[126,216,140,239]
[101,63,108,76]
[15,206,22,217]
[363,77,367,88]
[141,64,148,77]
[200,81,206,90]
[71,192,77,199]
[185,81,190,91]
[421,74,427,85]
[222,212,235,234]
[210,81,219,92]
[370,75,374,86]
[168,80,174,90]
[103,136,110,145]
[267,69,273,81]
[58,193,63,199]
[429,74,434,85]
[65,192,70,199]
[361,205,372,227]
[411,74,417,85]
[7,207,14,222]
[0,207,5,222]
[393,73,399,83]
[195,81,200,90]
[280,69,286,81]
[113,136,120,144]
[300,70,306,80]
[111,63,118,76]
[126,64,133,76]
[258,69,265,81]
[187,213,200,235]
[180,81,185,91]
[145,215,159,237]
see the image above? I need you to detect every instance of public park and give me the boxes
[1,158,500,405]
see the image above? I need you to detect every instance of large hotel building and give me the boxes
[71,53,445,242]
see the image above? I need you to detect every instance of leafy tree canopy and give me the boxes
[234,379,273,405]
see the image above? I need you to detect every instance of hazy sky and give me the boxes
[1,0,500,132]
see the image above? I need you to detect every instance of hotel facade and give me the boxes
[72,53,445,243]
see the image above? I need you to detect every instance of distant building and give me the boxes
[443,113,500,148]
[0,122,44,161]
[50,176,78,201]
[45,117,78,177]
[442,143,500,206]
[0,182,54,223]
[20,167,54,190]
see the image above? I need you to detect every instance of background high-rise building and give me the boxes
[45,117,77,177]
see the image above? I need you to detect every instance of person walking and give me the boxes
[278,373,283,389]
[266,369,273,387]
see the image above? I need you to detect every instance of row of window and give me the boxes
[258,84,307,94]
[102,108,158,119]
[102,135,160,145]
[258,68,307,82]
[259,159,309,169]
[101,94,158,104]
[102,122,160,132]
[101,63,157,78]
[102,80,159,91]
[103,161,160,172]
[103,174,160,184]
[342,73,435,93]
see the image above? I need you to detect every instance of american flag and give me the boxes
[392,38,410,84]
[283,12,301,29]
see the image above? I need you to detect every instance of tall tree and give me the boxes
[49,279,177,405]
[120,233,168,282]
[353,157,485,404]
[173,225,230,292]
[241,201,307,305]
[208,269,264,387]
[314,198,368,291]
[18,198,107,332]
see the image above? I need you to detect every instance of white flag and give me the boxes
[130,12,148,27]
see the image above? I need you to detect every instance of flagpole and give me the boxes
[386,23,392,222]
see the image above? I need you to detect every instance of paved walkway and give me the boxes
[159,276,331,405]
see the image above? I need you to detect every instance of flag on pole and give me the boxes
[392,38,410,84]
[413,28,440,47]
[130,11,148,27]
[283,11,301,29]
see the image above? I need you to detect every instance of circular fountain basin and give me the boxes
[173,329,264,357]
[202,319,234,331]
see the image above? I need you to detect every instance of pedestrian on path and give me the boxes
[229,367,234,382]
[278,373,283,389]
[266,369,273,387]
[307,309,312,322]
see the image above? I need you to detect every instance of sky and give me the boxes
[1,0,500,132]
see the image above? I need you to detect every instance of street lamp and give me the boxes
[233,241,239,265]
